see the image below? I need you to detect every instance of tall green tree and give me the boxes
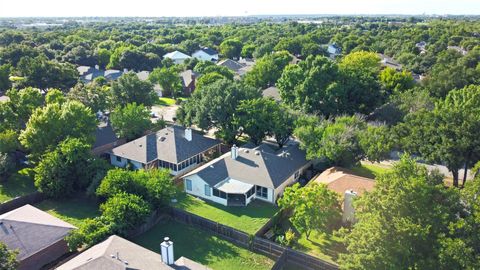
[278,183,341,240]
[149,67,183,98]
[110,103,151,141]
[379,67,415,94]
[219,39,242,59]
[177,79,260,143]
[110,73,156,107]
[34,138,104,198]
[20,101,96,158]
[0,64,11,92]
[398,85,480,187]
[244,51,292,89]
[339,155,463,270]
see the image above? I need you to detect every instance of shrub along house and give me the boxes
[109,126,221,176]
[183,142,311,206]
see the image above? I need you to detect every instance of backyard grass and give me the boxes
[0,168,36,203]
[35,196,100,227]
[173,193,278,235]
[350,162,391,179]
[292,230,344,265]
[157,97,188,106]
[134,219,274,270]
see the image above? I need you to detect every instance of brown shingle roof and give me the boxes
[313,167,375,196]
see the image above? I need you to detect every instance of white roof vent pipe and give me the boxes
[185,128,192,142]
[160,237,174,265]
[231,145,239,160]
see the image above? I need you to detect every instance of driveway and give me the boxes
[151,105,179,123]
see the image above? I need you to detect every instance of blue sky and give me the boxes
[0,0,479,17]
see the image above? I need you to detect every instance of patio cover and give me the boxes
[215,178,254,194]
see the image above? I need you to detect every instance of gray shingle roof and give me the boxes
[198,47,218,56]
[180,70,198,88]
[262,86,281,101]
[93,121,118,149]
[216,59,245,72]
[185,142,309,189]
[57,235,169,270]
[110,126,220,164]
[0,204,76,261]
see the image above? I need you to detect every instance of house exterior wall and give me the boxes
[274,162,312,202]
[18,239,69,270]
[255,187,274,204]
[192,51,218,62]
[109,154,144,169]
[184,175,228,205]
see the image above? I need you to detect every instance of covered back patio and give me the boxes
[214,179,256,206]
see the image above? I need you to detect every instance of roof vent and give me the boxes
[255,151,260,156]
[138,144,142,147]
[159,137,166,142]
[244,149,249,153]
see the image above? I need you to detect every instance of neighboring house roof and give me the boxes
[180,70,198,88]
[185,141,310,189]
[137,70,151,81]
[163,51,191,60]
[110,126,220,165]
[0,95,10,103]
[93,120,118,149]
[0,204,76,261]
[217,59,245,72]
[378,53,402,70]
[262,86,281,101]
[58,235,210,270]
[79,66,123,82]
[57,235,165,270]
[195,47,218,56]
[313,167,375,196]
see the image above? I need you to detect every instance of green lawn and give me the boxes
[350,162,391,179]
[173,193,278,235]
[134,219,274,270]
[292,230,344,265]
[157,97,188,106]
[275,219,344,265]
[35,196,100,227]
[0,168,36,203]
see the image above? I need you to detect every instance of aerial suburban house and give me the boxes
[92,113,126,156]
[0,204,76,270]
[77,65,123,83]
[183,142,311,206]
[192,47,219,62]
[217,58,253,78]
[57,235,210,270]
[163,50,191,64]
[378,53,403,71]
[109,126,221,175]
[262,86,281,102]
[180,69,198,95]
[313,167,376,223]
[327,43,342,56]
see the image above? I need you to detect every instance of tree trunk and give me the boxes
[462,162,469,187]
[452,169,459,187]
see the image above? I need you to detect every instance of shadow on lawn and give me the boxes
[134,218,240,265]
[175,193,277,219]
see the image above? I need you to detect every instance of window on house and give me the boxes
[185,179,192,191]
[204,185,211,196]
[256,186,268,198]
[213,188,227,199]
[116,156,121,162]
[246,186,255,198]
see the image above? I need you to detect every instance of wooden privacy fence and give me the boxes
[253,237,338,270]
[169,207,338,270]
[0,192,46,214]
[170,207,251,248]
